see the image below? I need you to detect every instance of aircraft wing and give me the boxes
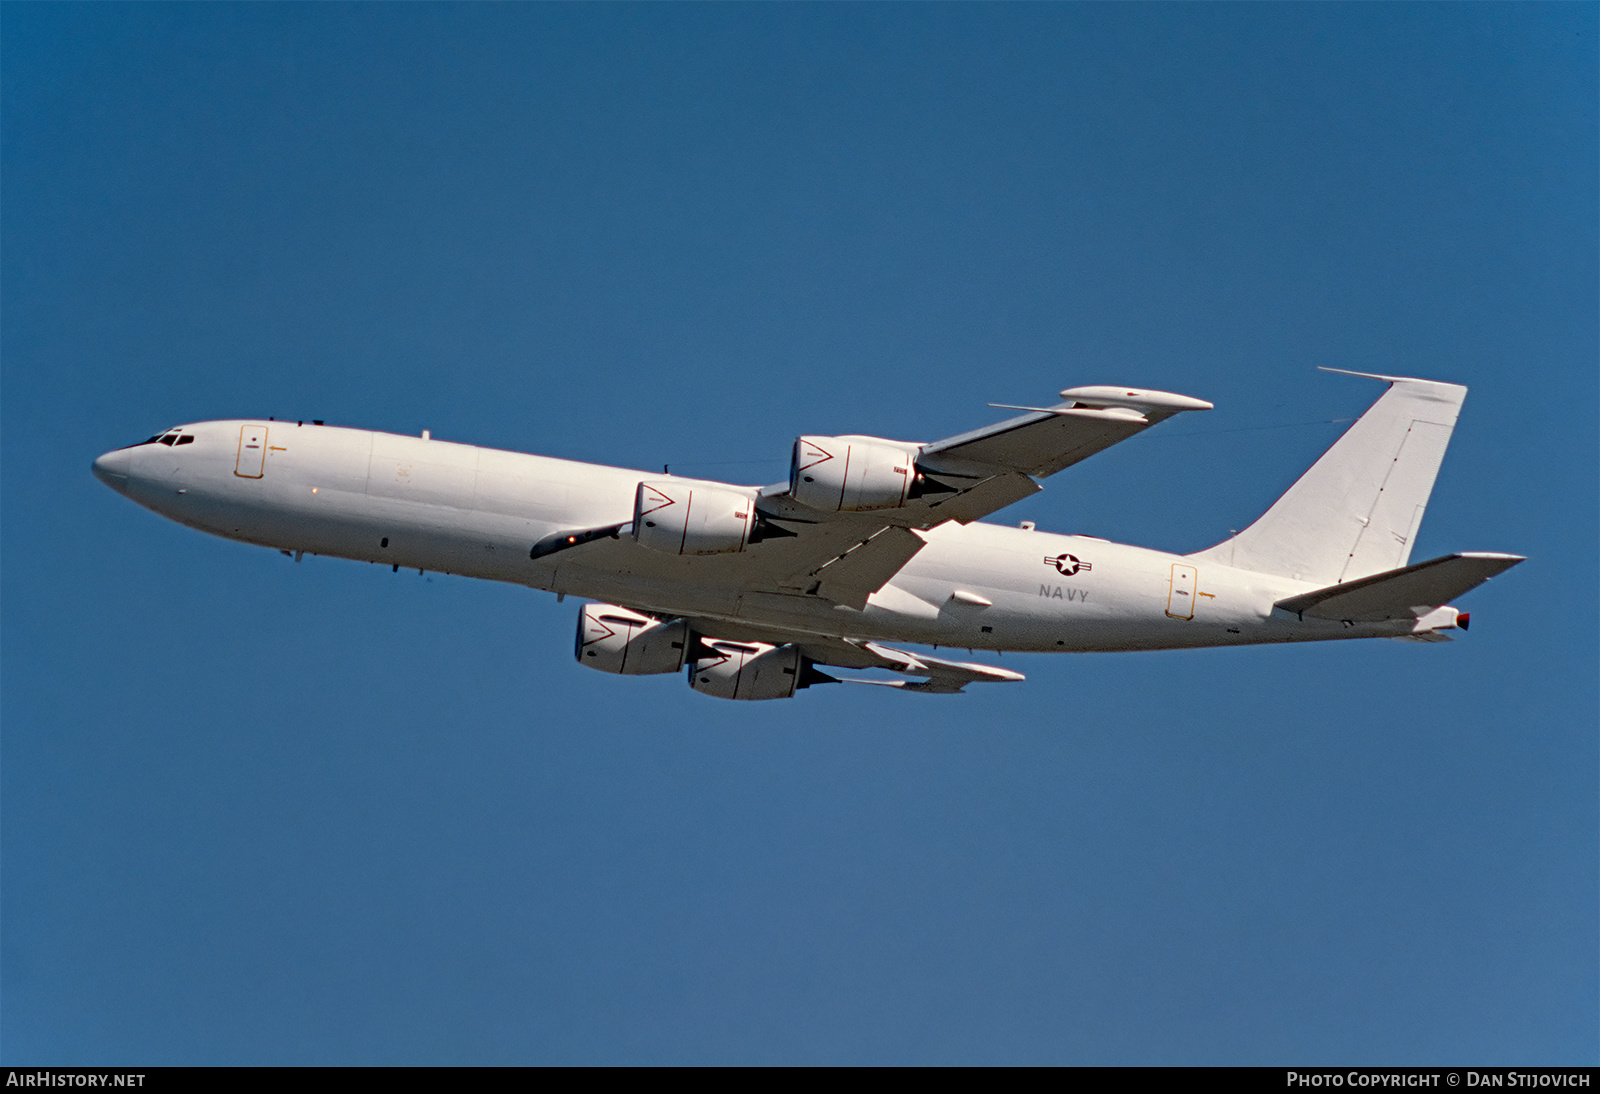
[804,638,1026,693]
[543,384,1211,609]
[744,384,1212,603]
[673,618,1026,692]
[755,384,1213,533]
[921,384,1214,480]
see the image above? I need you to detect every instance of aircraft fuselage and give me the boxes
[91,419,1456,654]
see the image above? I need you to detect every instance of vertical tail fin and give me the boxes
[1190,370,1467,584]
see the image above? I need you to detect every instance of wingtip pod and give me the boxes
[1457,551,1528,565]
[1058,386,1214,413]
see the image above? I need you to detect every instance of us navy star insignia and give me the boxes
[1045,553,1092,577]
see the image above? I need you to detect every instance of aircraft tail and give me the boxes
[1190,370,1467,584]
[1273,552,1524,622]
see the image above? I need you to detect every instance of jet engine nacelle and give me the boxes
[575,603,691,675]
[632,481,757,555]
[689,640,808,701]
[790,435,921,512]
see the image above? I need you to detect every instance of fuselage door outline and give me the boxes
[236,425,267,479]
[1167,563,1197,620]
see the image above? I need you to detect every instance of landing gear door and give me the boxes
[236,425,267,478]
[1167,563,1197,620]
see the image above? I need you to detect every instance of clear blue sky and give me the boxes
[3,3,1594,1065]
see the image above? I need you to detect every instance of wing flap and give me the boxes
[790,636,1025,690]
[911,470,1041,524]
[788,525,929,609]
[857,641,1027,685]
[1274,552,1525,622]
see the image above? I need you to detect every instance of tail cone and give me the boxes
[1457,612,1470,631]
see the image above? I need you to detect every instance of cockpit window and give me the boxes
[131,429,193,448]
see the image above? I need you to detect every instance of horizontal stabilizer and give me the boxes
[1274,552,1524,622]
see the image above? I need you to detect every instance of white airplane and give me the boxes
[92,369,1521,700]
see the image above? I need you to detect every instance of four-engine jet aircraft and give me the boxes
[92,369,1521,700]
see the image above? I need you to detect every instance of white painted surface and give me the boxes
[91,378,1519,698]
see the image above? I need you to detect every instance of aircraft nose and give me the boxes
[92,448,131,492]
